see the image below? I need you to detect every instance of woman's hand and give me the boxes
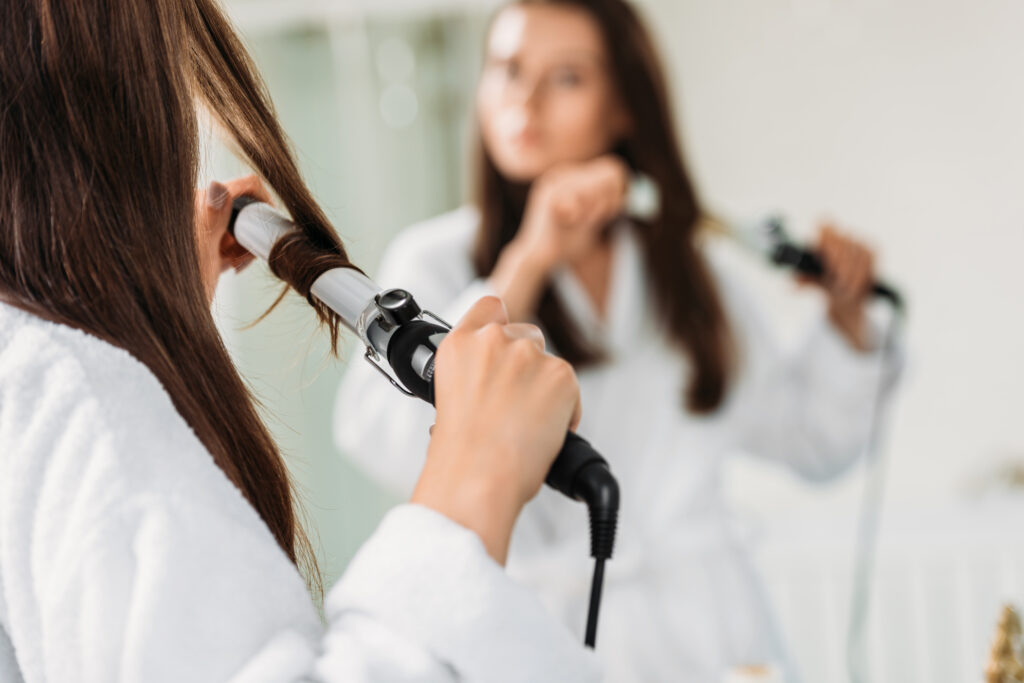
[194,175,271,304]
[516,154,629,270]
[807,224,877,352]
[411,296,582,565]
[488,155,628,320]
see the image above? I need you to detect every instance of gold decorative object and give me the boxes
[986,605,1024,683]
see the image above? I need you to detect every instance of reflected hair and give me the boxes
[0,0,359,593]
[472,0,735,413]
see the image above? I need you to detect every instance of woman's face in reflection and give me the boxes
[476,4,630,183]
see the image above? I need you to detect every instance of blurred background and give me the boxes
[200,0,1024,680]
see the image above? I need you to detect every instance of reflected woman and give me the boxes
[335,0,902,680]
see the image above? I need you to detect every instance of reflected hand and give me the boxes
[803,223,877,351]
[515,154,629,271]
[487,155,628,321]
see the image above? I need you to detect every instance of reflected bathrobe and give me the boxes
[0,300,600,682]
[334,207,902,682]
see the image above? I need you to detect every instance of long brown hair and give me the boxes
[0,0,359,591]
[472,0,734,412]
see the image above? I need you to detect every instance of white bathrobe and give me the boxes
[333,207,902,682]
[0,299,600,683]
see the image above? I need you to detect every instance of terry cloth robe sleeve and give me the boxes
[0,302,600,683]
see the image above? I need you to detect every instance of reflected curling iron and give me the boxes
[227,196,619,647]
[730,215,904,309]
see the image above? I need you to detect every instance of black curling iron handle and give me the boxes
[773,243,904,309]
[386,317,619,555]
[545,433,609,499]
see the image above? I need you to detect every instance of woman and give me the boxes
[334,0,902,680]
[0,1,599,681]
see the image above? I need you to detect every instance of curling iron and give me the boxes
[731,215,904,309]
[227,196,619,647]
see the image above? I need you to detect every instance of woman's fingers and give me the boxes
[202,175,273,267]
[229,250,256,273]
[503,322,547,352]
[420,292,584,561]
[811,224,874,350]
[526,156,628,267]
[853,244,875,296]
[194,175,275,301]
[442,295,579,465]
[816,223,876,305]
[218,175,272,272]
[198,173,270,234]
[204,181,230,211]
[499,323,578,431]
[453,300,544,355]
[456,295,510,332]
[224,174,275,204]
[822,228,852,297]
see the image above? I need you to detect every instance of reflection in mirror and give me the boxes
[214,1,1024,681]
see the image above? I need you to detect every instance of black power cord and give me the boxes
[585,559,606,647]
[566,457,619,648]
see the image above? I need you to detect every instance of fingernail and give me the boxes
[206,181,229,209]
